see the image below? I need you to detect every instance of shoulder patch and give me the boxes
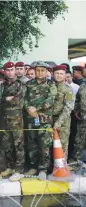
[67,91,73,100]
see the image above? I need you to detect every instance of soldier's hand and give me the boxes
[6,96,14,101]
[28,106,37,113]
[27,106,38,117]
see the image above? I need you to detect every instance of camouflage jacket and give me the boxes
[25,78,57,124]
[53,82,74,128]
[1,77,25,111]
[17,76,27,94]
[74,82,86,120]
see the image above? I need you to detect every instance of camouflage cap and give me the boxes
[35,61,50,69]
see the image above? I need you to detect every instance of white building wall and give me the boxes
[67,0,86,39]
[10,0,86,64]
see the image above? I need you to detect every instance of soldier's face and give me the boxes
[15,67,25,77]
[54,70,66,82]
[65,73,72,84]
[5,67,16,79]
[73,70,80,79]
[47,71,51,80]
[35,67,47,79]
[26,69,35,80]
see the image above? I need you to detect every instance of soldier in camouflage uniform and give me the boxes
[72,65,84,86]
[0,71,5,102]
[53,65,74,160]
[25,61,57,175]
[0,71,6,130]
[15,62,29,170]
[0,71,7,178]
[1,62,25,181]
[73,81,86,161]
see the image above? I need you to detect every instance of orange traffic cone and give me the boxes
[53,129,71,177]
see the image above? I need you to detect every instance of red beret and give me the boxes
[53,64,67,72]
[72,65,83,71]
[3,62,15,70]
[15,62,24,68]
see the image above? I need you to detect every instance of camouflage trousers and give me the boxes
[26,124,53,172]
[73,120,86,161]
[1,112,24,173]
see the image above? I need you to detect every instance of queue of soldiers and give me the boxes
[0,61,86,182]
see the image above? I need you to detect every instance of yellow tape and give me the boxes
[0,128,53,132]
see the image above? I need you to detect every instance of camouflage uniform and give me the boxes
[25,79,57,172]
[73,82,86,161]
[0,82,6,172]
[53,82,74,159]
[0,83,4,129]
[1,77,25,173]
[17,76,28,169]
[0,83,4,102]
